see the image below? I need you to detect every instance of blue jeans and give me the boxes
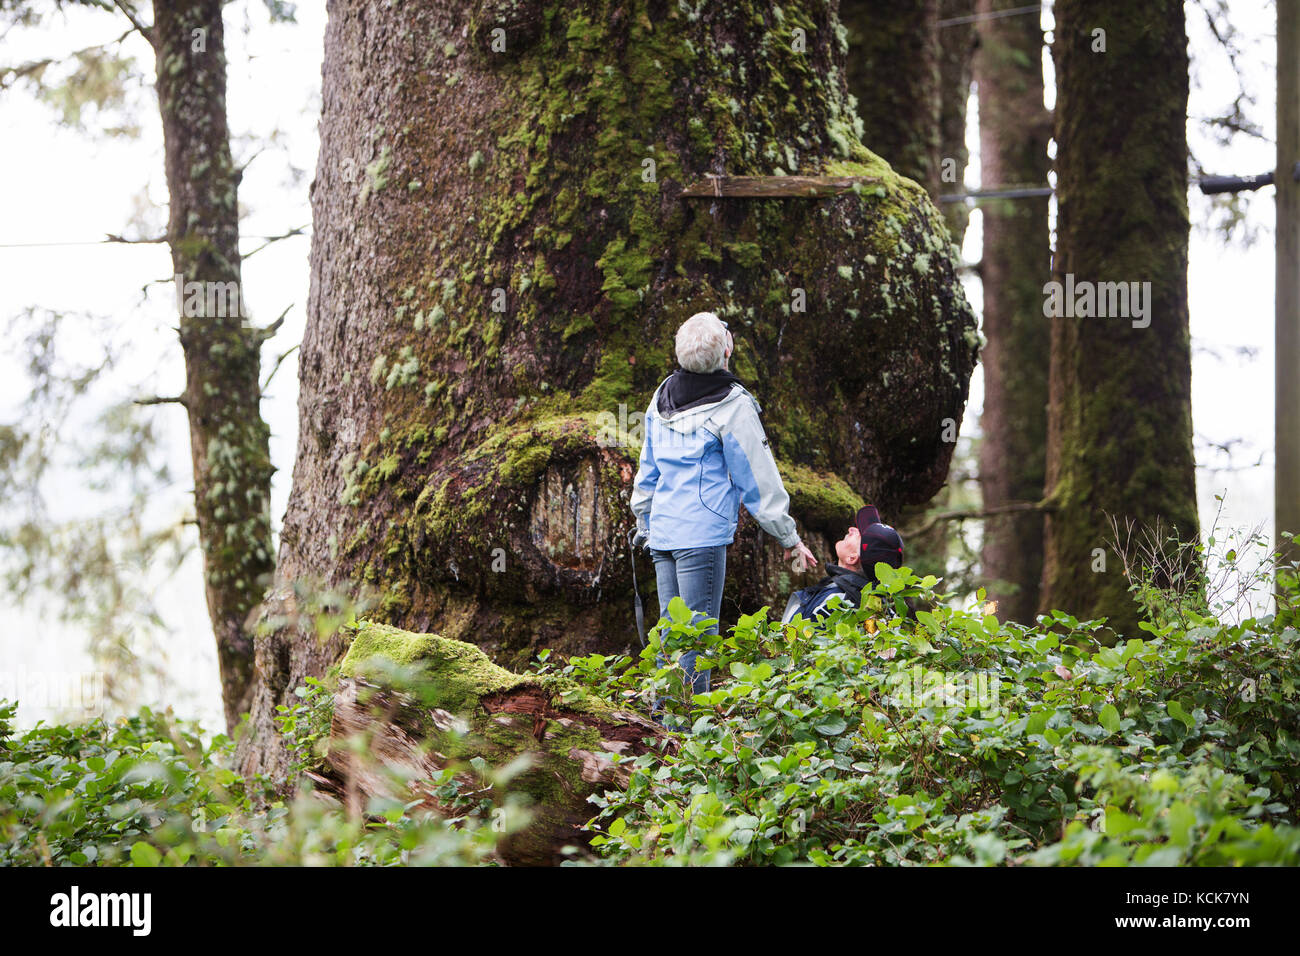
[651,545,727,705]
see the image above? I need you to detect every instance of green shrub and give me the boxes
[5,535,1298,867]
[0,699,508,866]
[274,675,336,779]
[560,562,1300,866]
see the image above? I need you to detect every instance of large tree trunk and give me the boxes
[1041,0,1198,632]
[152,0,275,733]
[238,0,979,779]
[974,0,1050,623]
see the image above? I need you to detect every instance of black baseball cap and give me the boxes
[854,505,904,574]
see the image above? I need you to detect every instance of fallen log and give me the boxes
[309,622,669,865]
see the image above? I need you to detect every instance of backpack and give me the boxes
[781,566,872,623]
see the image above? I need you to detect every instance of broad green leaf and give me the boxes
[1099,704,1121,733]
[1166,699,1194,729]
[130,842,161,867]
[814,716,847,736]
[666,596,694,625]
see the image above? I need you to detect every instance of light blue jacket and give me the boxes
[630,378,801,551]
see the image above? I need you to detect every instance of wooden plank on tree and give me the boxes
[679,175,881,198]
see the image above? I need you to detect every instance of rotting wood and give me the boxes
[305,628,673,865]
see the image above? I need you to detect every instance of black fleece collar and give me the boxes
[657,368,742,416]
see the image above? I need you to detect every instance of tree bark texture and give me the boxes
[974,0,1050,623]
[1041,0,1198,632]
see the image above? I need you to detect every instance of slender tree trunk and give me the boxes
[975,0,1050,623]
[238,0,980,779]
[1041,0,1198,632]
[1277,0,1300,581]
[152,0,275,732]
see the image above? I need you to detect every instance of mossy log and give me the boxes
[308,623,667,866]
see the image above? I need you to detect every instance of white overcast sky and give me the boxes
[0,1,1282,730]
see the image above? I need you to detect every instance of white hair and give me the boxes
[675,311,730,373]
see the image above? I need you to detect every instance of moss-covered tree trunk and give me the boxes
[1040,0,1198,632]
[974,0,1051,623]
[238,0,979,779]
[152,0,275,733]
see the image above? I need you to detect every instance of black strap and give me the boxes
[629,530,647,647]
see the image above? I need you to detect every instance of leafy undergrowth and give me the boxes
[554,564,1300,866]
[3,563,1299,866]
[0,690,513,866]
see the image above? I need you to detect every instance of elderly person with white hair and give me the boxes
[631,311,817,710]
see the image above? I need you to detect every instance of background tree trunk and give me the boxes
[938,0,978,243]
[1277,0,1300,581]
[152,0,275,732]
[843,0,973,577]
[841,0,942,195]
[1041,0,1198,632]
[239,0,979,779]
[974,0,1050,623]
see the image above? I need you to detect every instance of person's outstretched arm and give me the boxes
[720,398,815,568]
